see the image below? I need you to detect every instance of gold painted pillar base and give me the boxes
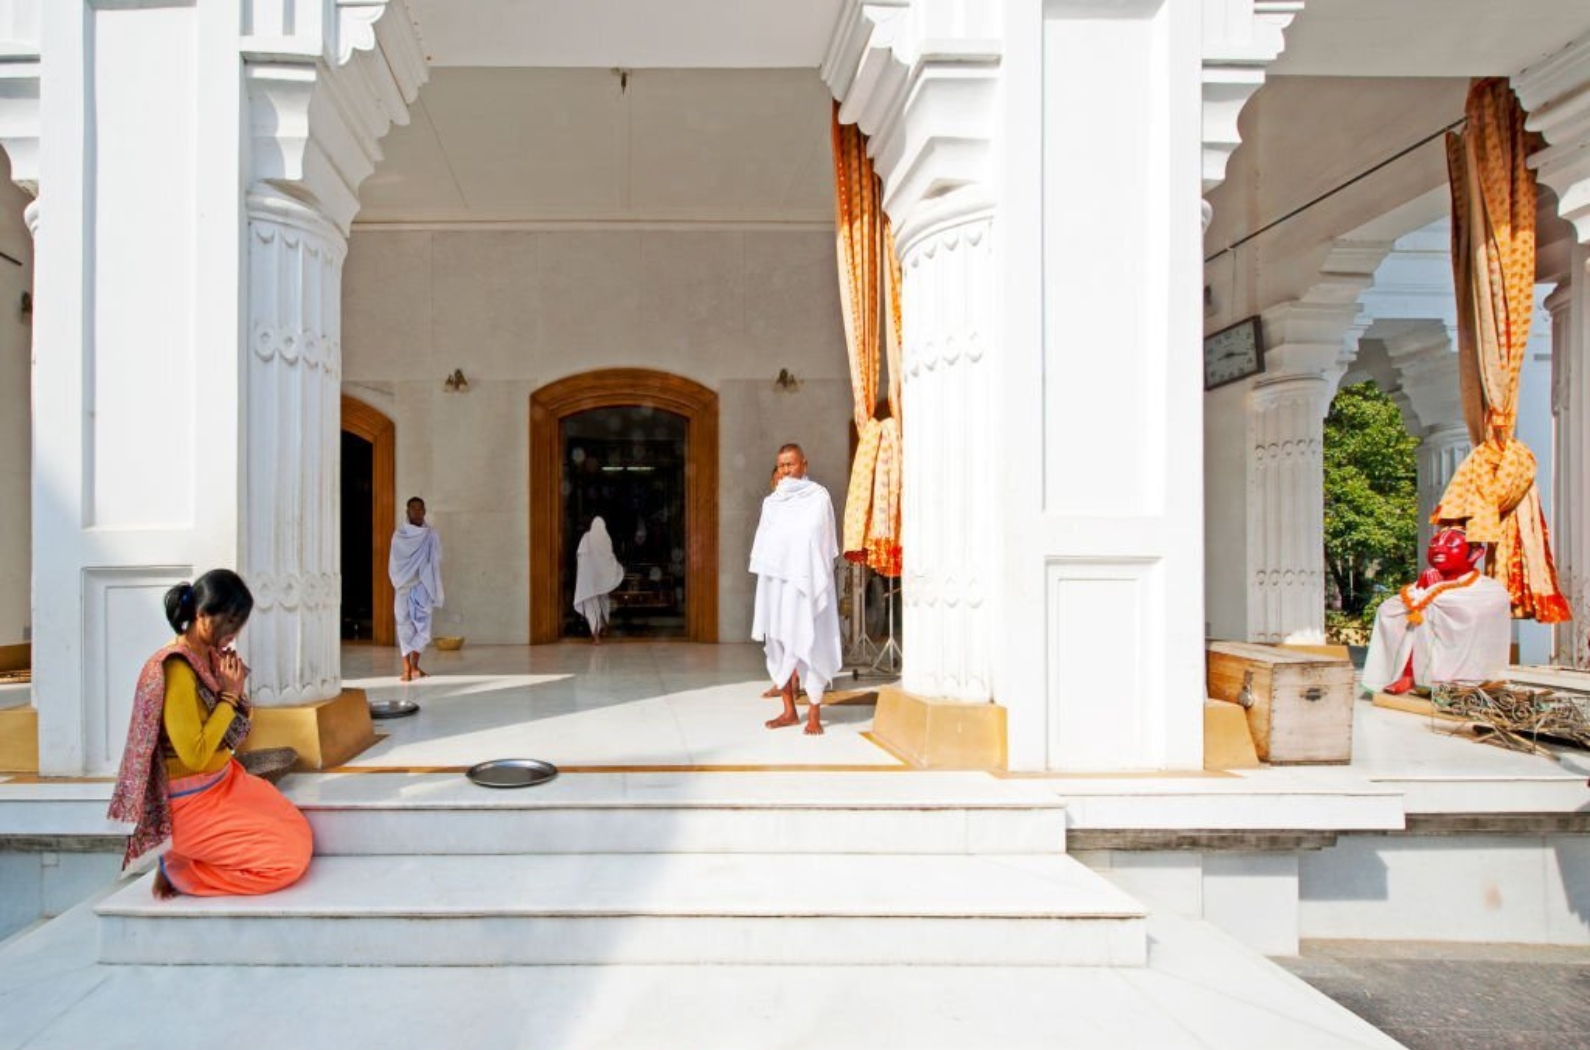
[872,686,1007,770]
[242,688,378,770]
[1203,699,1260,770]
[0,703,38,773]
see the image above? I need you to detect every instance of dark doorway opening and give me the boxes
[561,406,688,639]
[341,431,375,640]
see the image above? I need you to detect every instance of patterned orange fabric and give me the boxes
[1435,79,1570,623]
[833,105,903,577]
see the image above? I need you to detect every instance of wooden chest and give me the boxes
[1206,641,1356,765]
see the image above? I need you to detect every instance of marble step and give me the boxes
[96,852,1147,967]
[287,771,1069,855]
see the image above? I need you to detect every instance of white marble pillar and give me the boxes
[1381,325,1468,556]
[16,1,421,773]
[1247,374,1335,644]
[898,206,996,702]
[1415,424,1471,554]
[1547,267,1589,667]
[242,188,346,705]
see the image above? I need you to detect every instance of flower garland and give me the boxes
[1400,570,1481,626]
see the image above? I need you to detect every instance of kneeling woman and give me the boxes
[108,570,313,898]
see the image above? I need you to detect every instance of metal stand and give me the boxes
[866,577,903,676]
[844,563,881,666]
[848,568,902,679]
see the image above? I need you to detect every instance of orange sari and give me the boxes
[161,759,313,896]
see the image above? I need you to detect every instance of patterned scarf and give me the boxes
[107,641,252,869]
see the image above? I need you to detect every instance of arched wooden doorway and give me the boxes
[341,396,396,645]
[530,369,718,643]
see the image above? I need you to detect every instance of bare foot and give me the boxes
[399,671,413,682]
[152,868,177,900]
[804,710,824,735]
[412,666,429,679]
[761,685,780,698]
[765,713,801,729]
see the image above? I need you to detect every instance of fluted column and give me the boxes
[1547,268,1589,667]
[1247,374,1335,643]
[899,206,996,702]
[1415,424,1471,554]
[1381,325,1467,556]
[241,188,345,705]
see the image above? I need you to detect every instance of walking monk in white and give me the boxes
[389,496,444,681]
[750,444,842,735]
[573,516,625,643]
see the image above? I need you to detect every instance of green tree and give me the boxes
[1323,382,1419,619]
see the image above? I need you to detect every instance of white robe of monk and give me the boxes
[573,517,625,635]
[750,476,843,705]
[389,522,444,657]
[1360,572,1512,694]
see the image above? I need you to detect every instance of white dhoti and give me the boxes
[573,517,625,636]
[1361,573,1513,694]
[394,582,438,657]
[750,477,843,705]
[389,522,444,658]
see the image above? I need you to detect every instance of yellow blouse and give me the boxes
[162,656,238,779]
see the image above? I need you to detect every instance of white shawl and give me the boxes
[750,477,843,701]
[573,517,626,608]
[1361,572,1512,693]
[389,522,444,608]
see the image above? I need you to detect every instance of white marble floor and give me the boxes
[340,642,901,769]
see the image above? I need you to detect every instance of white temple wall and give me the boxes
[0,159,29,645]
[342,227,851,644]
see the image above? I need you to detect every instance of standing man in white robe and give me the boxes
[750,444,842,735]
[389,496,444,682]
[573,516,625,643]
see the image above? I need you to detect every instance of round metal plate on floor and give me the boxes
[466,758,559,789]
[369,699,420,719]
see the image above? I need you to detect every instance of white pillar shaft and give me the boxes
[242,189,346,705]
[900,212,995,702]
[1416,424,1471,557]
[1247,375,1332,644]
[998,0,1206,770]
[31,3,246,774]
[1549,258,1590,667]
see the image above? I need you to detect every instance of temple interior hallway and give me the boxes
[339,642,899,769]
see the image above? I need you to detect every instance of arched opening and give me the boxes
[341,396,396,646]
[530,369,718,644]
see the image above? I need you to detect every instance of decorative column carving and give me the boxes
[242,188,347,704]
[898,206,996,702]
[1248,373,1335,643]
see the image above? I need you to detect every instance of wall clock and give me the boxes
[1203,316,1264,391]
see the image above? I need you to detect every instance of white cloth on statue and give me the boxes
[389,522,444,657]
[750,476,843,705]
[1360,573,1512,693]
[573,517,625,634]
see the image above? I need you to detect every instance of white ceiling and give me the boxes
[355,68,835,224]
[406,0,847,68]
[1271,0,1590,77]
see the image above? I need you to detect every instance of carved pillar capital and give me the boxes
[1514,33,1590,243]
[1200,0,1305,194]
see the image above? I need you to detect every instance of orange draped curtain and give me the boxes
[832,104,903,577]
[1434,78,1570,623]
